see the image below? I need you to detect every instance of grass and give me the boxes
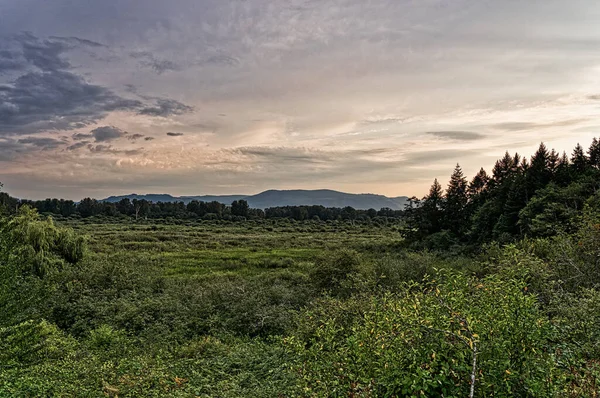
[64,220,404,278]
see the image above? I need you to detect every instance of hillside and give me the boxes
[102,189,409,210]
[245,189,408,210]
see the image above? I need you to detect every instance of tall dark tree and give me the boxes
[555,151,571,186]
[421,178,444,235]
[571,143,588,174]
[493,173,528,240]
[467,168,489,199]
[443,164,468,234]
[527,142,551,195]
[588,137,600,169]
[548,148,560,174]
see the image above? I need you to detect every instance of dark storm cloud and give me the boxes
[139,99,193,117]
[0,135,65,160]
[19,33,71,70]
[166,132,184,136]
[425,131,485,141]
[90,126,127,142]
[130,51,181,74]
[0,49,26,73]
[17,136,64,149]
[0,34,193,135]
[0,70,145,134]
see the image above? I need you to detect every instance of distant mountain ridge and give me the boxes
[102,189,409,210]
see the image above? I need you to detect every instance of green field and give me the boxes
[2,215,600,397]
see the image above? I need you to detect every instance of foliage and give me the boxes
[286,268,561,397]
[1,197,600,396]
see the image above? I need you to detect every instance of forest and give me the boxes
[1,138,600,397]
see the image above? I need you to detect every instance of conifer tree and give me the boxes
[467,168,489,199]
[444,164,468,234]
[571,143,588,174]
[555,151,571,186]
[421,178,444,235]
[588,137,600,169]
[527,142,551,194]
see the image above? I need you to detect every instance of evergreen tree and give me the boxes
[467,168,489,199]
[493,173,527,240]
[571,143,588,174]
[588,137,600,169]
[527,142,551,195]
[555,151,571,186]
[421,178,444,235]
[548,148,560,174]
[491,152,514,185]
[443,164,468,234]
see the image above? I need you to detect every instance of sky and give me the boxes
[1,0,600,200]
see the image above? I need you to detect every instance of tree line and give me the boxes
[0,193,403,222]
[404,137,600,249]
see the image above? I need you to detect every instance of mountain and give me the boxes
[102,189,409,210]
[245,190,408,210]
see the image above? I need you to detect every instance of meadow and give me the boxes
[2,212,600,397]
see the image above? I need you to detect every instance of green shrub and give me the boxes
[286,269,561,397]
[309,249,361,296]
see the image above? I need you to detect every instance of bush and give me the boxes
[309,249,361,296]
[286,269,562,397]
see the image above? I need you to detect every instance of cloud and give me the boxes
[139,99,194,117]
[66,141,90,151]
[0,34,193,136]
[425,131,485,141]
[203,54,240,67]
[130,51,181,74]
[126,133,145,141]
[401,149,479,166]
[492,119,588,131]
[166,132,184,136]
[87,143,143,155]
[17,136,64,149]
[48,36,106,48]
[72,132,93,140]
[90,126,127,142]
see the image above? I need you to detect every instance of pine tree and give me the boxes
[491,152,514,187]
[444,164,468,234]
[467,168,489,199]
[588,137,600,169]
[555,151,571,186]
[421,178,444,235]
[527,142,551,194]
[493,173,528,241]
[548,149,560,174]
[571,143,589,174]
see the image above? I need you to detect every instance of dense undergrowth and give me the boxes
[1,206,599,397]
